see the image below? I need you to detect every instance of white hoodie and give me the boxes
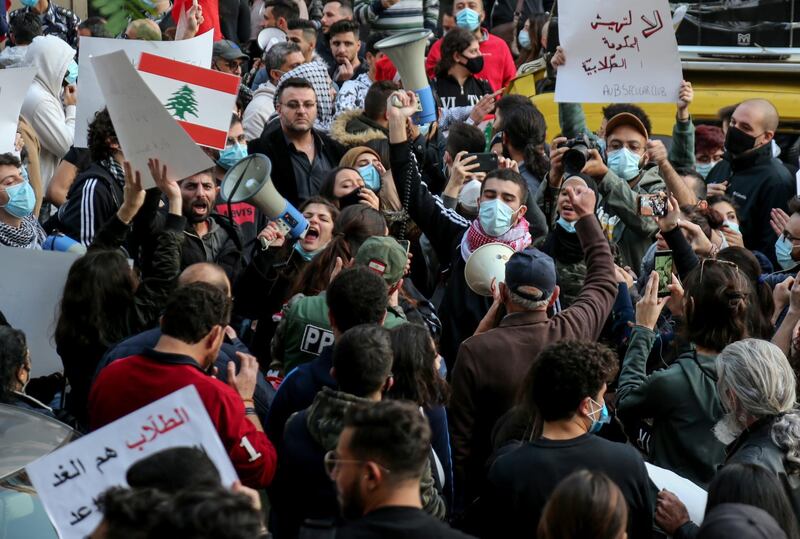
[21,35,77,191]
[242,81,277,141]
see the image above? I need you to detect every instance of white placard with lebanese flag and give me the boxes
[138,52,240,150]
[75,30,214,148]
[26,385,237,539]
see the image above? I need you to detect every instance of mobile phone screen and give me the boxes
[654,250,674,297]
[639,193,668,217]
[398,240,411,255]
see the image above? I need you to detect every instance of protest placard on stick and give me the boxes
[27,385,237,539]
[555,0,682,103]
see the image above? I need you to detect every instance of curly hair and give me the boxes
[387,323,449,407]
[527,340,619,422]
[436,27,478,77]
[88,108,119,163]
[0,326,27,403]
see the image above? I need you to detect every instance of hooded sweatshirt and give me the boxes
[21,35,76,190]
[242,81,277,141]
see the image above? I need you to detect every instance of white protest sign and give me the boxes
[0,67,37,154]
[138,52,240,150]
[75,30,213,148]
[26,385,238,539]
[646,463,708,525]
[555,0,682,103]
[91,50,216,189]
[0,247,81,377]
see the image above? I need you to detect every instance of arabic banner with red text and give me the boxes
[555,0,683,103]
[26,385,237,539]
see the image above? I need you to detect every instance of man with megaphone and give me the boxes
[387,89,527,368]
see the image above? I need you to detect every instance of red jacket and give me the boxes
[425,29,516,92]
[89,349,276,488]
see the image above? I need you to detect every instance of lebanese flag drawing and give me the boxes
[137,52,239,150]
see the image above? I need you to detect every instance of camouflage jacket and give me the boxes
[10,2,80,48]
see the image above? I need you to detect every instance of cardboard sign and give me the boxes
[75,31,213,148]
[26,385,238,539]
[0,247,82,377]
[0,67,37,153]
[138,53,240,149]
[90,50,215,189]
[555,0,683,103]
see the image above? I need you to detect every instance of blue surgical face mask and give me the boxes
[65,60,79,85]
[217,143,248,170]
[606,147,642,181]
[556,216,576,233]
[518,29,531,49]
[456,7,481,31]
[588,398,610,434]
[20,0,38,8]
[695,161,715,179]
[1,180,36,218]
[723,220,740,234]
[419,123,432,137]
[776,235,796,270]
[293,241,323,262]
[478,198,516,237]
[358,164,382,193]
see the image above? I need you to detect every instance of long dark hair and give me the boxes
[55,250,138,350]
[0,326,27,403]
[706,463,800,539]
[319,167,361,206]
[290,205,386,296]
[387,324,449,407]
[683,259,750,352]
[717,247,774,340]
[436,27,477,77]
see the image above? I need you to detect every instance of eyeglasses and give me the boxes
[323,450,391,479]
[281,101,317,110]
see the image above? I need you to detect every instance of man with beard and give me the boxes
[654,339,800,536]
[248,78,345,206]
[706,99,793,266]
[327,20,365,84]
[136,169,243,282]
[332,400,474,538]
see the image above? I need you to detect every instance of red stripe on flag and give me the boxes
[177,120,228,149]
[139,52,240,95]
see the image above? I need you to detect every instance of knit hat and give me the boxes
[354,236,407,286]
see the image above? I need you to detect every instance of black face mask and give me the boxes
[339,187,363,208]
[725,126,758,157]
[463,55,484,74]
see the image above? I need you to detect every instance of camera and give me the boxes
[557,134,597,177]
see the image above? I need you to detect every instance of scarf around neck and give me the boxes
[0,214,46,249]
[460,216,532,262]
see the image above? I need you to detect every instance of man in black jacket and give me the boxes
[388,90,532,367]
[135,169,244,283]
[47,109,124,246]
[706,99,793,266]
[248,78,345,206]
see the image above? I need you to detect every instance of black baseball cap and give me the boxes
[503,248,557,302]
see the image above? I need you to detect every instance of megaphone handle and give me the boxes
[260,237,275,251]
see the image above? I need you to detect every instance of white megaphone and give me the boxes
[219,154,308,246]
[464,242,516,296]
[376,29,436,125]
[258,27,287,52]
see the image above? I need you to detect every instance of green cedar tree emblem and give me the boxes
[165,84,200,121]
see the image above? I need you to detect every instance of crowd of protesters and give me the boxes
[3,0,800,537]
